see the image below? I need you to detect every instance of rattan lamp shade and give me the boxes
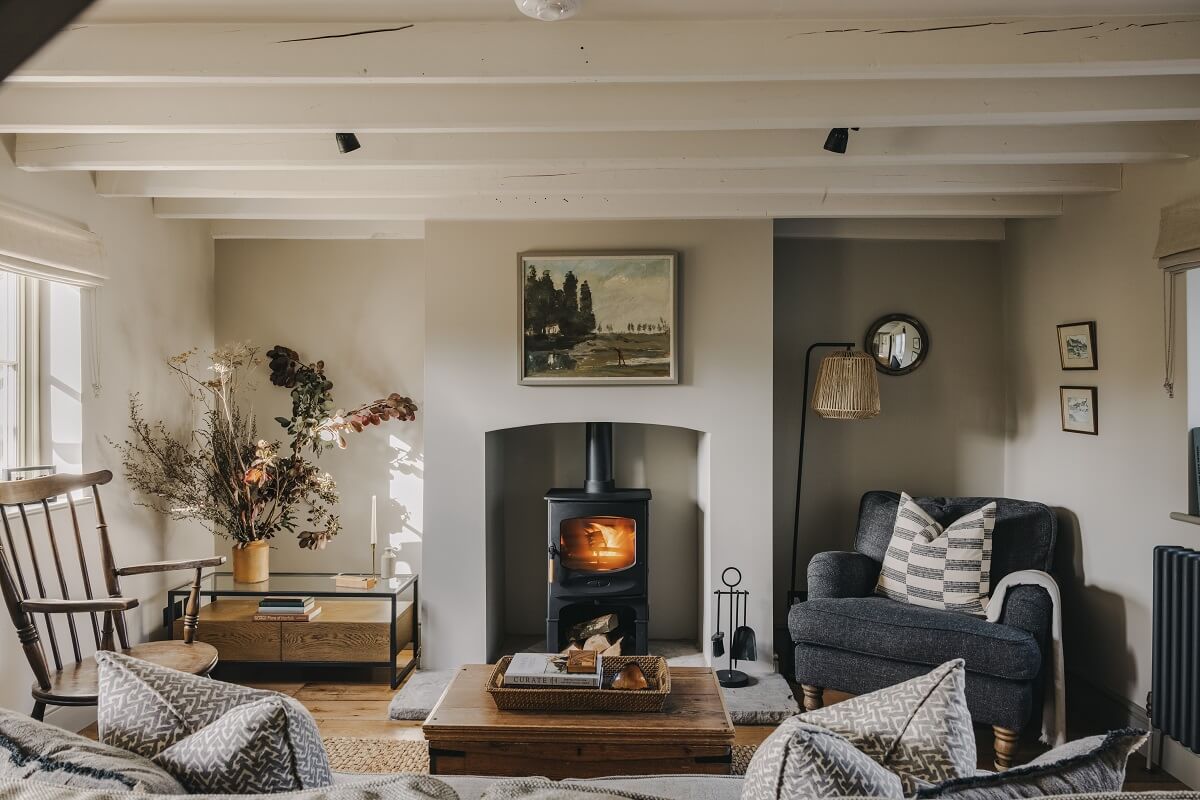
[811,350,881,420]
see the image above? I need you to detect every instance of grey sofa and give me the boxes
[789,492,1057,770]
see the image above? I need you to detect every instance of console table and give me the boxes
[424,665,734,778]
[165,572,419,688]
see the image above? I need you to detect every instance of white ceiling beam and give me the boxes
[774,218,1006,241]
[16,125,1196,172]
[94,164,1120,198]
[1,77,1198,134]
[74,0,1200,24]
[14,18,1200,85]
[209,219,425,239]
[152,194,1063,221]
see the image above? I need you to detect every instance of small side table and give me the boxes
[165,572,420,688]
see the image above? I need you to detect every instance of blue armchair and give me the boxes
[789,491,1057,770]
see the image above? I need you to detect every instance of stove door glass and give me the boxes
[558,516,636,572]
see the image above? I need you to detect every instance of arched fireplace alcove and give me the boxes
[484,421,704,661]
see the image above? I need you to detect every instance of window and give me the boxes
[0,269,83,479]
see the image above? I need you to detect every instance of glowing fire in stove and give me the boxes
[559,516,636,572]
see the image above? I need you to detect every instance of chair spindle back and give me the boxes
[0,470,126,688]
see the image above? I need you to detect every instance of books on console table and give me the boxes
[252,607,322,622]
[255,596,320,621]
[503,652,603,688]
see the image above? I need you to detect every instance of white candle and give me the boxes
[370,495,378,546]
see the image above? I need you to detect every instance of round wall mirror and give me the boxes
[865,314,929,376]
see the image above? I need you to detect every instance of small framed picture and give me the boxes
[1057,321,1097,370]
[1060,386,1098,435]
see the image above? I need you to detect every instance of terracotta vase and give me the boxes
[231,541,270,583]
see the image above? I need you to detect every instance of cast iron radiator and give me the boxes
[1152,545,1200,753]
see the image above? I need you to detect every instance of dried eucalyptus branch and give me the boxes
[112,343,418,550]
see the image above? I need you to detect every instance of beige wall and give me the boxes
[773,238,1008,624]
[423,219,774,670]
[0,145,214,726]
[213,239,425,575]
[1002,157,1200,782]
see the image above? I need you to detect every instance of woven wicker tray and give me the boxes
[487,655,671,713]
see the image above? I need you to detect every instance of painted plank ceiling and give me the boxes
[0,0,1197,235]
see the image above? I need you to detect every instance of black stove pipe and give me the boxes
[585,422,615,494]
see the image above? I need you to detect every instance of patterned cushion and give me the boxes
[799,659,976,794]
[741,719,903,800]
[96,651,332,792]
[483,777,665,800]
[0,708,185,793]
[915,729,1148,798]
[876,493,996,615]
[0,774,460,800]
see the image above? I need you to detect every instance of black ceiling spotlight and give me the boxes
[823,127,860,155]
[335,133,361,154]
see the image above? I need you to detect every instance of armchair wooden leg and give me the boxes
[993,726,1018,771]
[31,701,46,721]
[801,684,824,712]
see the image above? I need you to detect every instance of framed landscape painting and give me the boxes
[1060,386,1098,435]
[519,251,678,385]
[1057,321,1097,370]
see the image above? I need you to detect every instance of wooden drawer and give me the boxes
[172,599,282,661]
[281,600,413,663]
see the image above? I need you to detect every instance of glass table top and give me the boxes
[169,571,416,598]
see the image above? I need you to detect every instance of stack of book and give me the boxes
[502,652,603,688]
[253,596,322,622]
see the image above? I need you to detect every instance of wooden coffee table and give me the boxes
[423,665,735,778]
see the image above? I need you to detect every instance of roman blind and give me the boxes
[1157,196,1200,273]
[1157,196,1200,398]
[0,197,107,397]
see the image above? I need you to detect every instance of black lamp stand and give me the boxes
[787,342,856,607]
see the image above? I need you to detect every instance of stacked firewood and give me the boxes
[559,613,623,656]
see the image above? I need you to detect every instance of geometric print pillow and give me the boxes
[915,729,1149,798]
[95,651,332,792]
[741,719,904,800]
[875,493,996,616]
[799,659,977,795]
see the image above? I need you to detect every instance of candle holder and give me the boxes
[370,542,377,577]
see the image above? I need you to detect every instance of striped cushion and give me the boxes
[875,492,996,615]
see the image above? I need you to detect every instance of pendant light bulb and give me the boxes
[515,0,583,21]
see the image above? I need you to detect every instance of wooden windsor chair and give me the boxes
[0,469,225,720]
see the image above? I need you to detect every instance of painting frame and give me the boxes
[1060,385,1099,435]
[518,250,679,386]
[1057,321,1098,370]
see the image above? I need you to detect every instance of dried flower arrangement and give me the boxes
[114,343,417,551]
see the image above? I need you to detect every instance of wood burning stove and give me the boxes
[546,422,650,654]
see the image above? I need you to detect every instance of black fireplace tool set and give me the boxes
[711,566,756,688]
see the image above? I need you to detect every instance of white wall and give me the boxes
[0,143,214,725]
[213,239,425,575]
[773,238,1008,626]
[490,422,700,645]
[1002,157,1200,783]
[423,220,774,671]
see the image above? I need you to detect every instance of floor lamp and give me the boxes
[787,344,881,607]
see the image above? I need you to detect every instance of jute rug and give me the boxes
[323,738,756,776]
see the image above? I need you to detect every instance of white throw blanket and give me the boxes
[985,569,1066,747]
